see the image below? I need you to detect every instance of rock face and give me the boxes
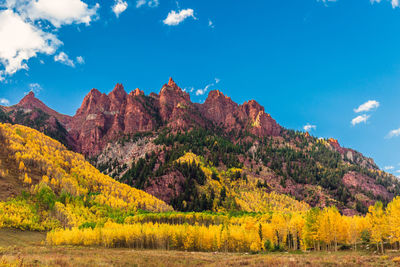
[68,78,282,155]
[342,171,393,206]
[328,138,378,170]
[200,90,280,136]
[68,84,159,156]
[241,100,281,137]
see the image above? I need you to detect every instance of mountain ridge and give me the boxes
[0,78,398,215]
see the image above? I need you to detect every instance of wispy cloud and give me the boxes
[387,128,400,138]
[351,114,370,126]
[208,19,215,29]
[195,78,220,96]
[163,9,196,26]
[25,83,43,95]
[113,0,128,17]
[76,56,85,64]
[183,87,194,93]
[136,0,159,8]
[317,0,337,6]
[371,0,400,8]
[54,52,75,67]
[0,98,10,106]
[385,166,395,170]
[303,123,316,132]
[354,100,380,113]
[351,100,379,126]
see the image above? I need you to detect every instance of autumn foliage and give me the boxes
[0,123,171,230]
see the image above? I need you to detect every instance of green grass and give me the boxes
[0,228,45,247]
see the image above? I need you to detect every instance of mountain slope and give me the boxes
[0,122,171,230]
[5,78,400,215]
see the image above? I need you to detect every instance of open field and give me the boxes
[1,229,400,267]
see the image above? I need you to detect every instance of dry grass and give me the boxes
[1,229,400,267]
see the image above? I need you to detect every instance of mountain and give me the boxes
[3,78,400,215]
[67,78,281,156]
[0,91,72,147]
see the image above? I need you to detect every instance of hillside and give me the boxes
[0,92,72,148]
[0,122,171,230]
[1,78,399,215]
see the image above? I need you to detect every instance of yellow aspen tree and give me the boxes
[19,161,25,171]
[302,208,321,251]
[385,196,400,249]
[367,201,387,253]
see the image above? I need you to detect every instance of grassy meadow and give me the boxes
[1,229,400,267]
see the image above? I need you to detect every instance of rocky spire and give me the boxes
[109,83,127,102]
[168,77,178,88]
[131,88,144,96]
[18,91,36,105]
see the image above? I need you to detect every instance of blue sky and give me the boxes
[1,0,400,174]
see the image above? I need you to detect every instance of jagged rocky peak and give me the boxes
[201,90,239,126]
[241,99,265,117]
[131,88,144,97]
[109,83,127,102]
[167,77,178,89]
[76,88,107,116]
[160,77,190,101]
[17,90,45,108]
[14,90,71,125]
[19,91,36,104]
[205,89,236,104]
[161,78,188,95]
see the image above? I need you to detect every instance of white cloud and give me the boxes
[371,0,400,8]
[7,0,100,28]
[196,84,213,96]
[387,128,400,138]
[385,166,395,170]
[303,124,316,132]
[76,56,85,64]
[0,0,98,81]
[0,9,61,80]
[351,114,370,126]
[183,87,194,93]
[195,78,220,96]
[0,98,10,106]
[54,52,75,67]
[354,100,380,113]
[163,9,195,26]
[136,0,159,8]
[208,19,215,28]
[113,0,128,17]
